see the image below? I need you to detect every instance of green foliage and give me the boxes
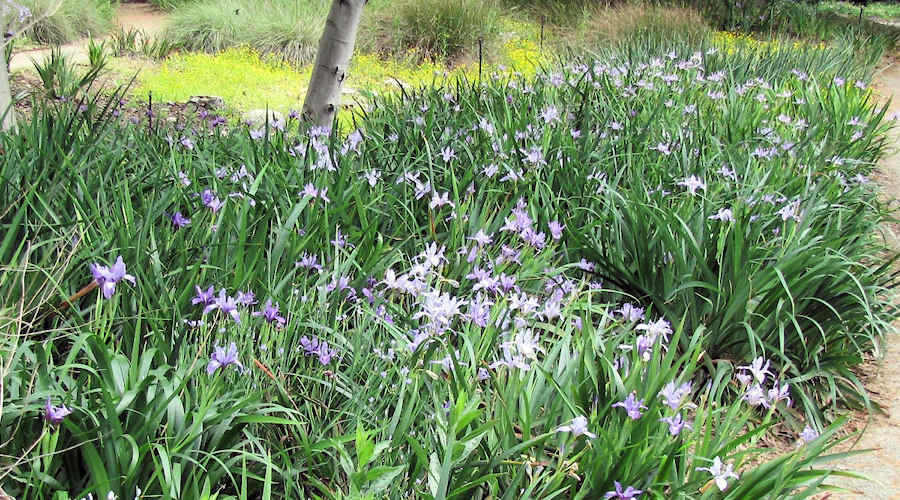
[691,0,900,51]
[0,29,895,498]
[500,0,594,26]
[108,26,143,56]
[367,0,503,62]
[19,0,114,45]
[108,26,178,60]
[147,0,200,11]
[86,37,107,70]
[819,1,900,22]
[31,46,106,98]
[164,0,328,66]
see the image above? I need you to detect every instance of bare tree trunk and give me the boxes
[302,0,366,129]
[0,59,15,132]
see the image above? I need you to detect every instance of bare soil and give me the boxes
[115,2,169,37]
[826,58,900,500]
[8,2,169,73]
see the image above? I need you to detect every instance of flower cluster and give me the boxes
[300,335,338,366]
[737,356,792,409]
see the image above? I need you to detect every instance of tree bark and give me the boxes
[301,0,366,129]
[0,52,16,132]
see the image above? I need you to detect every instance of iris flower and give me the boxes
[613,392,647,420]
[90,256,136,299]
[207,342,244,375]
[44,397,72,426]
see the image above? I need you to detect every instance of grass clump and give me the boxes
[500,0,594,26]
[146,0,199,10]
[568,4,710,48]
[819,0,900,22]
[693,0,900,51]
[366,0,503,62]
[18,0,114,45]
[164,0,327,66]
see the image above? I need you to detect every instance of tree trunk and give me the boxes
[301,0,366,129]
[0,55,15,132]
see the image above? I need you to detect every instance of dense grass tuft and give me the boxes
[146,0,199,10]
[365,0,503,62]
[18,0,114,45]
[163,0,327,66]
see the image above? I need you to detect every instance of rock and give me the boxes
[242,109,285,127]
[188,95,225,110]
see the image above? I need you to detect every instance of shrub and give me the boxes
[571,4,710,48]
[31,45,106,98]
[367,0,503,62]
[164,0,327,66]
[690,0,900,50]
[19,0,114,45]
[147,0,198,10]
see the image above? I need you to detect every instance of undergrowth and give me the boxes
[163,0,327,67]
[18,0,114,45]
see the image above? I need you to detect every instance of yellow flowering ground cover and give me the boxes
[710,31,827,55]
[135,35,548,114]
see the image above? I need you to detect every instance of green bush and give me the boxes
[369,0,502,62]
[31,45,106,98]
[147,0,198,10]
[689,0,900,50]
[20,0,114,45]
[500,0,594,25]
[164,0,328,66]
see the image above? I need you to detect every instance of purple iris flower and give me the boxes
[296,253,323,272]
[192,285,216,306]
[300,335,337,366]
[604,482,643,499]
[548,221,564,240]
[556,415,596,438]
[300,335,321,355]
[317,342,337,365]
[170,211,191,228]
[207,342,244,375]
[612,392,647,420]
[659,381,692,410]
[301,183,318,198]
[44,398,72,426]
[203,289,241,323]
[90,256,136,299]
[235,290,257,307]
[253,300,286,328]
[615,303,645,322]
[799,425,819,444]
[660,413,692,436]
[200,189,224,212]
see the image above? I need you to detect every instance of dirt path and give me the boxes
[8,2,168,73]
[115,2,168,36]
[828,60,900,500]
